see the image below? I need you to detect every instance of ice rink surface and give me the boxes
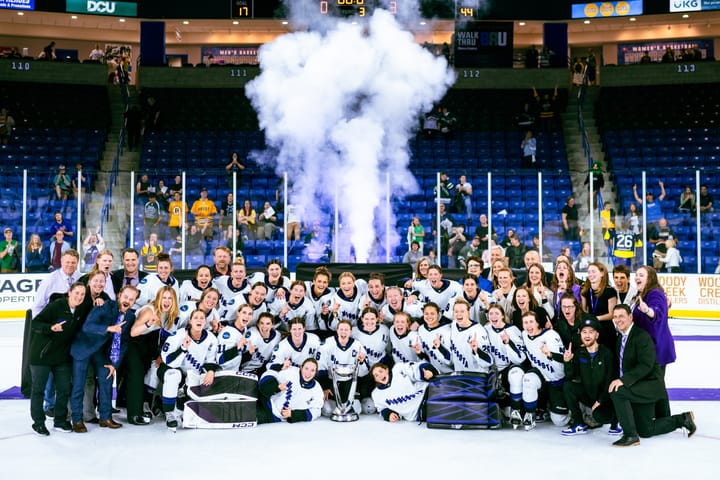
[0,319,717,480]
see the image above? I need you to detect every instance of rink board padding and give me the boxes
[183,400,257,429]
[187,371,258,401]
[425,400,501,430]
[427,371,497,402]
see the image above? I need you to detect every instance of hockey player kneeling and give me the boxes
[518,311,570,431]
[370,362,437,422]
[256,358,324,424]
[159,310,219,431]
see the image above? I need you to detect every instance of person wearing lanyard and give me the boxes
[580,262,618,352]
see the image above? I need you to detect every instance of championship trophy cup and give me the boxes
[330,361,360,422]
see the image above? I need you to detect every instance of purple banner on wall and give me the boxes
[617,38,714,65]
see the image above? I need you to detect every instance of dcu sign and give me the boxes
[65,0,137,16]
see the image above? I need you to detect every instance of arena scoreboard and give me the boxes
[318,0,401,17]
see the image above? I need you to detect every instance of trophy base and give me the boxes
[331,408,359,422]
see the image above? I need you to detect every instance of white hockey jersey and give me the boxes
[352,324,390,367]
[380,300,424,327]
[213,275,251,304]
[216,323,251,371]
[416,322,453,374]
[318,336,369,378]
[178,280,208,303]
[449,321,493,373]
[371,362,431,421]
[161,328,219,373]
[304,281,335,332]
[177,301,220,331]
[522,328,565,383]
[389,327,420,364]
[269,296,317,331]
[241,327,282,373]
[259,366,324,422]
[329,281,368,329]
[484,323,526,371]
[135,274,180,308]
[415,279,463,317]
[268,333,322,370]
[219,292,268,325]
[247,272,291,304]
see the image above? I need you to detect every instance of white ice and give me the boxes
[0,319,717,479]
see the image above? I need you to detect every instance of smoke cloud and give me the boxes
[246,4,454,262]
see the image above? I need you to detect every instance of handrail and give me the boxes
[99,82,130,236]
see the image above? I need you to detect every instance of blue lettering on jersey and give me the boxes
[488,345,509,364]
[284,381,293,409]
[524,346,556,374]
[185,351,203,371]
[449,341,469,369]
[386,390,423,406]
[391,346,411,363]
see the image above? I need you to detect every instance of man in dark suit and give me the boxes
[111,247,147,295]
[69,286,139,432]
[608,304,696,446]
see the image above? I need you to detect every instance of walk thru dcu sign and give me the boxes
[66,0,137,17]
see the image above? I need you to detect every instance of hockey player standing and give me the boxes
[267,318,321,371]
[519,310,569,431]
[159,310,219,430]
[414,302,453,374]
[389,311,420,365]
[484,304,526,428]
[449,299,492,373]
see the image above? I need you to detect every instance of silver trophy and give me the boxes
[330,361,360,422]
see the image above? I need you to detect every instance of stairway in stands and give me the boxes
[561,85,616,261]
[86,84,139,255]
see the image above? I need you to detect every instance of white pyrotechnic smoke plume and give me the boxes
[246,3,454,262]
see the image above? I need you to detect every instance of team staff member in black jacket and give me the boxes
[561,317,616,436]
[29,283,87,436]
[609,304,696,447]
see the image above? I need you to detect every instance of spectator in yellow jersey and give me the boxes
[190,188,218,241]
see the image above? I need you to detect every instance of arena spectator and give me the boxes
[521,130,537,168]
[678,185,696,213]
[237,199,257,241]
[699,184,714,213]
[433,171,454,205]
[562,196,579,241]
[257,201,278,240]
[403,241,423,270]
[143,192,162,241]
[48,211,74,240]
[48,231,71,271]
[455,175,473,223]
[167,192,188,238]
[135,173,151,205]
[225,151,246,189]
[190,188,218,241]
[141,233,163,272]
[81,228,105,273]
[406,216,425,254]
[219,193,236,233]
[0,227,20,273]
[53,165,73,201]
[632,181,666,228]
[0,107,15,145]
[26,233,50,273]
[88,44,104,62]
